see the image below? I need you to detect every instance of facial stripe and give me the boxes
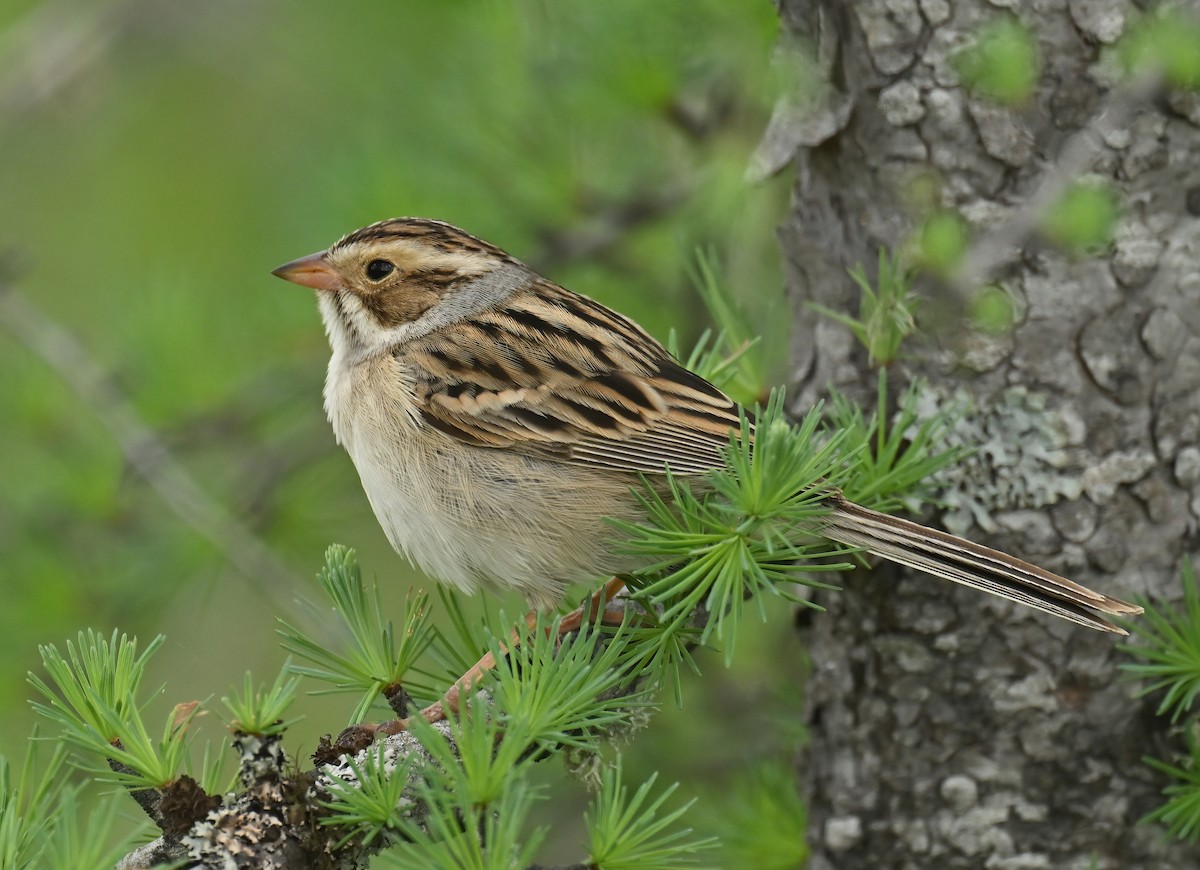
[332,217,518,265]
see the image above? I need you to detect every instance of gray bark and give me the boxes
[771,0,1200,866]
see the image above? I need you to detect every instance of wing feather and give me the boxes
[406,281,740,475]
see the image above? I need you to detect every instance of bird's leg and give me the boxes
[341,576,629,742]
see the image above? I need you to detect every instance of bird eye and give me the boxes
[365,259,395,281]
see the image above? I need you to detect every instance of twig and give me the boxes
[106,754,162,828]
[0,284,305,606]
[952,68,1164,293]
[0,0,153,116]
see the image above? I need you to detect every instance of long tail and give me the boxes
[821,493,1143,634]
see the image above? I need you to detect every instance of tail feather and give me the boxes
[822,494,1143,635]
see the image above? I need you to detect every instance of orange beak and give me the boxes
[271,250,342,291]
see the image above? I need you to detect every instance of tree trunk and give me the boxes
[771,0,1200,866]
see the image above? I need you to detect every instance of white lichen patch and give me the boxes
[902,385,1085,535]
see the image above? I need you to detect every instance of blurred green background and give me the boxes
[0,0,804,861]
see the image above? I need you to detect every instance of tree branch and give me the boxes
[115,581,651,869]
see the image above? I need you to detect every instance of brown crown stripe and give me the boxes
[332,218,518,263]
[422,267,462,279]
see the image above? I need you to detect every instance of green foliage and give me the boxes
[339,694,709,869]
[668,326,760,402]
[413,694,536,815]
[329,618,649,860]
[955,16,1042,105]
[0,741,143,870]
[916,211,970,276]
[27,630,195,790]
[221,668,302,736]
[585,759,715,869]
[1041,179,1120,252]
[340,696,551,867]
[29,630,160,737]
[280,546,435,724]
[682,249,775,403]
[828,369,968,514]
[0,742,68,869]
[707,761,808,870]
[810,249,917,366]
[428,586,497,682]
[969,285,1016,335]
[606,617,705,709]
[1143,732,1200,843]
[1120,8,1200,90]
[195,738,234,798]
[488,615,650,753]
[1121,562,1200,723]
[321,745,416,849]
[1121,562,1200,842]
[619,365,963,673]
[380,749,546,870]
[619,394,852,666]
[38,787,137,870]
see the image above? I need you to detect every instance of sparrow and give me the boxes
[272,217,1142,634]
